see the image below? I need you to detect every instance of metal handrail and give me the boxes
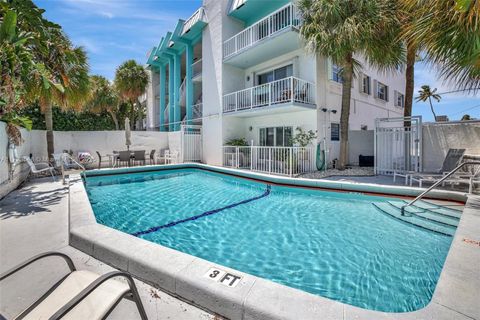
[61,153,87,184]
[401,161,480,215]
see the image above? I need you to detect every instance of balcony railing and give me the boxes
[223,4,301,59]
[192,59,202,78]
[223,77,315,113]
[192,103,202,120]
[182,7,205,35]
[223,146,316,176]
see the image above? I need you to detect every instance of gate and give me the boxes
[181,125,202,162]
[374,116,422,175]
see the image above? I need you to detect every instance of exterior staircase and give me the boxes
[372,200,462,236]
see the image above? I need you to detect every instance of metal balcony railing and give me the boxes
[223,4,301,59]
[223,77,315,113]
[182,7,205,35]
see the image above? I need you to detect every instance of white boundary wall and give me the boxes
[0,128,169,198]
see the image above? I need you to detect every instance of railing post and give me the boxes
[250,146,253,171]
[268,148,272,174]
[236,147,239,168]
[289,148,293,177]
[268,83,272,106]
[291,77,294,103]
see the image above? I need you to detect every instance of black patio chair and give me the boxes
[133,150,146,166]
[149,150,156,165]
[118,151,131,167]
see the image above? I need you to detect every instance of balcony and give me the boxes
[192,59,202,81]
[223,77,316,116]
[181,7,207,41]
[223,4,302,68]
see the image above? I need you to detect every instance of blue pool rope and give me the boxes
[131,185,271,237]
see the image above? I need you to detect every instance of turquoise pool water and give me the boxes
[85,169,453,312]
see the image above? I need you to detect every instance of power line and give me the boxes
[448,104,480,117]
[437,88,480,95]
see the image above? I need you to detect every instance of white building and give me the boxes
[146,0,406,169]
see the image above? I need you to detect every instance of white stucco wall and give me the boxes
[422,121,480,172]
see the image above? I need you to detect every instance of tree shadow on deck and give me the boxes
[0,179,67,220]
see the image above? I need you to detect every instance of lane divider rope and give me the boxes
[131,185,271,237]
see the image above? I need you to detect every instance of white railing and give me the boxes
[222,146,316,176]
[223,3,301,59]
[192,103,202,120]
[182,7,205,35]
[223,77,315,113]
[192,59,202,78]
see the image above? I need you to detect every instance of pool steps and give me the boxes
[372,200,461,236]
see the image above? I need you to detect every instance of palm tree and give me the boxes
[114,60,148,130]
[0,7,58,145]
[298,0,403,169]
[402,0,480,92]
[26,28,90,159]
[87,75,120,130]
[415,85,441,121]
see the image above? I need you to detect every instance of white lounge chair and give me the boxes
[394,148,465,185]
[23,156,55,180]
[0,252,148,320]
[158,150,179,164]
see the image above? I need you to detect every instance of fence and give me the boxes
[223,77,315,113]
[374,116,422,175]
[223,3,301,59]
[181,125,202,162]
[222,146,315,176]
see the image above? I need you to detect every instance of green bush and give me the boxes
[19,105,116,131]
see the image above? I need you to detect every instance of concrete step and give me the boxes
[372,202,456,237]
[387,201,459,227]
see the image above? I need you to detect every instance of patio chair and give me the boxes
[393,148,465,185]
[133,150,146,166]
[96,151,110,169]
[408,149,466,186]
[162,150,179,164]
[0,251,147,320]
[23,156,55,181]
[117,151,131,167]
[149,150,156,165]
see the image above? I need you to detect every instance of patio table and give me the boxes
[107,151,151,167]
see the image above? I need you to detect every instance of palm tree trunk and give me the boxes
[44,104,54,162]
[338,53,354,170]
[108,110,119,130]
[404,41,416,126]
[130,101,136,130]
[428,97,437,121]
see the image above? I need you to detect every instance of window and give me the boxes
[259,126,293,146]
[375,81,388,101]
[394,91,405,108]
[331,123,340,141]
[361,74,371,95]
[257,65,293,85]
[332,64,343,83]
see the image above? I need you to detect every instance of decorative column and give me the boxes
[168,57,175,132]
[186,43,194,125]
[174,53,181,131]
[159,64,166,132]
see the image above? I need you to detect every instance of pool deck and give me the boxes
[0,177,217,320]
[1,163,479,320]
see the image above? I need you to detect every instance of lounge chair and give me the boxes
[23,156,55,180]
[393,148,465,185]
[0,252,147,320]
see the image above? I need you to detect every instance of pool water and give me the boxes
[85,169,453,312]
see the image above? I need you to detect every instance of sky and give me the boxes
[35,0,479,122]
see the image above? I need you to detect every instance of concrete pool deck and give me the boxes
[68,163,479,320]
[0,177,217,320]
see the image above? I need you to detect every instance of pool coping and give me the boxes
[69,164,480,320]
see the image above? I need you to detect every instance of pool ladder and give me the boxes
[401,161,480,216]
[60,153,87,185]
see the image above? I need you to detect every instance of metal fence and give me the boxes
[374,116,422,175]
[223,146,315,176]
[181,125,202,162]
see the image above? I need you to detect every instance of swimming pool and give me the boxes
[85,168,455,312]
